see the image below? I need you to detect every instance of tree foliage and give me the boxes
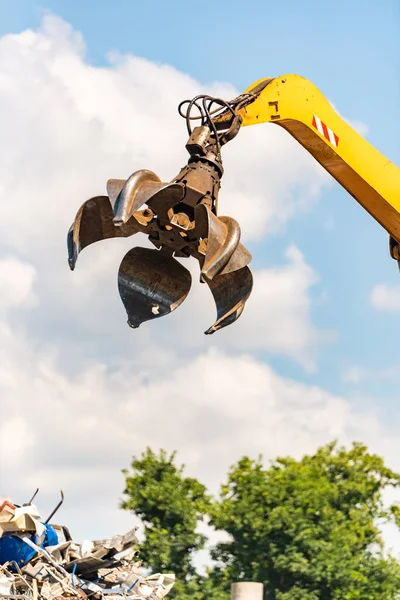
[210,442,400,599]
[121,448,210,582]
[121,443,400,599]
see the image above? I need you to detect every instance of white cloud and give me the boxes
[344,365,364,384]
[370,284,400,312]
[0,258,36,313]
[216,245,335,371]
[344,363,400,384]
[1,335,399,548]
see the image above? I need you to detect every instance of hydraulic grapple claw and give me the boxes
[68,95,255,333]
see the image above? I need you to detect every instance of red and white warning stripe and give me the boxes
[312,115,339,148]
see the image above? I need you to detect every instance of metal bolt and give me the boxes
[171,212,191,230]
[134,208,154,226]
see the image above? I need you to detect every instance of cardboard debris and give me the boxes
[0,496,175,600]
[0,503,46,539]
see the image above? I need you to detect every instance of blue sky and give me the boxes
[1,1,399,135]
[0,0,399,545]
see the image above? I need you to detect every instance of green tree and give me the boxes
[121,447,211,594]
[210,441,400,599]
[121,443,400,599]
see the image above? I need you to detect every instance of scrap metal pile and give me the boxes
[0,495,174,600]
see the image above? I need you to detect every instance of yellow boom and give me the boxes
[237,74,400,260]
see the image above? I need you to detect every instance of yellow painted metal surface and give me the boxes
[239,74,400,243]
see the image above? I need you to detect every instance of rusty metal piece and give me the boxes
[186,126,210,156]
[45,491,64,524]
[118,247,192,328]
[24,488,39,507]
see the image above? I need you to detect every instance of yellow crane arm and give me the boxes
[236,74,400,259]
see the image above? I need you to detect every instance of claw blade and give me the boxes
[68,196,116,270]
[205,266,253,335]
[118,247,192,328]
[195,204,251,280]
[113,170,162,226]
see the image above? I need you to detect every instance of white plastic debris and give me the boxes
[0,502,46,539]
[0,573,12,596]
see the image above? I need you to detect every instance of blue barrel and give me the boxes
[0,523,58,569]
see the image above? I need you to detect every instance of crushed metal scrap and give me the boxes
[0,494,174,599]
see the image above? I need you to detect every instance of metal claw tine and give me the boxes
[67,195,117,270]
[195,204,251,281]
[205,265,253,334]
[106,178,126,204]
[118,247,192,328]
[113,170,162,226]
